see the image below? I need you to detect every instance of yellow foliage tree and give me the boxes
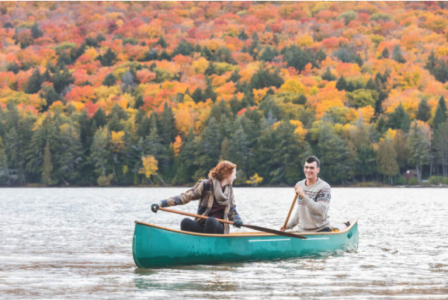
[139,155,159,178]
[110,131,125,152]
[279,78,306,94]
[173,135,182,157]
[246,173,263,186]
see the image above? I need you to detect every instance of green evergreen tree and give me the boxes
[250,67,284,89]
[354,53,363,67]
[7,62,20,74]
[401,111,411,133]
[292,94,307,105]
[336,75,347,91]
[387,103,406,129]
[365,77,378,90]
[392,45,406,63]
[203,78,217,102]
[93,108,107,128]
[25,69,44,94]
[50,64,74,93]
[382,47,389,59]
[322,67,336,81]
[406,122,431,182]
[191,87,204,103]
[204,61,216,76]
[90,127,110,177]
[434,122,448,176]
[158,102,176,146]
[102,73,117,87]
[416,98,431,122]
[98,48,117,67]
[238,29,249,40]
[157,36,167,48]
[433,96,447,131]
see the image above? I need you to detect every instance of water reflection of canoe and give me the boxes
[133,219,359,268]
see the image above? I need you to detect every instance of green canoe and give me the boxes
[133,219,359,268]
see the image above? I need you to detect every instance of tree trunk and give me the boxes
[156,173,166,186]
[416,161,421,182]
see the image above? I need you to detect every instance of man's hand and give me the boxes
[295,185,306,198]
[280,225,289,232]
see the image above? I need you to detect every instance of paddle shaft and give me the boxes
[158,207,306,239]
[283,193,298,229]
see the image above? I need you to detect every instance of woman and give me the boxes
[151,161,243,234]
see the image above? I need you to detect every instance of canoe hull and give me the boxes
[133,220,359,268]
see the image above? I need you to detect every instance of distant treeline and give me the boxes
[0,2,448,186]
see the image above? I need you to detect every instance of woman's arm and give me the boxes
[161,181,205,207]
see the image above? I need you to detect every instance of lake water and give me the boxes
[0,187,447,299]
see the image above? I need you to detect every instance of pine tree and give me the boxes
[102,73,117,87]
[42,140,53,185]
[98,48,117,67]
[336,75,347,91]
[401,111,411,133]
[387,103,406,129]
[191,87,204,103]
[365,78,378,90]
[159,102,176,146]
[93,108,107,128]
[434,122,448,176]
[31,23,43,39]
[392,45,406,63]
[203,78,217,102]
[157,36,167,48]
[406,122,431,182]
[417,98,431,122]
[382,47,389,59]
[90,127,110,177]
[238,29,249,40]
[355,53,363,67]
[204,61,216,76]
[50,64,74,93]
[25,69,44,94]
[322,67,336,81]
[433,96,447,131]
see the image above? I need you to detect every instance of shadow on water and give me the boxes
[133,265,242,293]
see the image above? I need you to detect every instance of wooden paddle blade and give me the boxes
[243,224,307,239]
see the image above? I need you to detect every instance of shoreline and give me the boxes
[0,185,447,188]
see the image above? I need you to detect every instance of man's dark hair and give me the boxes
[305,156,320,168]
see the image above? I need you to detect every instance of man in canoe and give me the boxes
[151,160,243,234]
[280,156,332,232]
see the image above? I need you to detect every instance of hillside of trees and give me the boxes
[0,1,447,187]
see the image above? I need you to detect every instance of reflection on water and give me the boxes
[1,188,448,299]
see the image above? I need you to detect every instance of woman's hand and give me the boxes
[151,203,160,213]
[233,219,243,228]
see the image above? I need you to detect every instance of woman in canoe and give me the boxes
[151,160,243,234]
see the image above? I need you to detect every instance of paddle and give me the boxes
[283,193,298,230]
[158,207,307,239]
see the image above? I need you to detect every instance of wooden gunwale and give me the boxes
[134,219,358,237]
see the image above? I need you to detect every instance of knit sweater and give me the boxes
[287,178,331,232]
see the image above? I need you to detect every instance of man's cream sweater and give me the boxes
[287,178,331,232]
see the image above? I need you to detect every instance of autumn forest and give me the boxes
[0,1,448,187]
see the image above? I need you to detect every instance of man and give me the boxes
[280,156,331,232]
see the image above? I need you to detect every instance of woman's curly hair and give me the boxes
[208,161,236,180]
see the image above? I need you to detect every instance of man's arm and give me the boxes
[301,187,331,216]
